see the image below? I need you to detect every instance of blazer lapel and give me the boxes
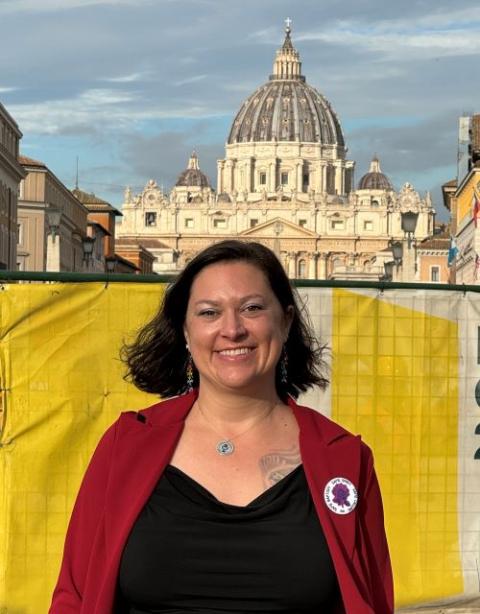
[103,392,196,564]
[290,399,361,560]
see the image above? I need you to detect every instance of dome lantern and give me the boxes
[271,19,304,82]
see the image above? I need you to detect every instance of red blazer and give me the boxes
[49,391,393,613]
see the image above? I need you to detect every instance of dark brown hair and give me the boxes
[122,240,328,398]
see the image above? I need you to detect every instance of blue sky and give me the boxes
[1,0,479,220]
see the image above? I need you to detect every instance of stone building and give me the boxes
[117,23,434,280]
[0,102,25,269]
[17,156,90,272]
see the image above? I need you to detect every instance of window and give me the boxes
[363,220,373,231]
[331,219,345,231]
[17,223,23,245]
[259,172,267,185]
[145,212,157,227]
[250,219,258,228]
[431,266,440,282]
[302,173,309,191]
[213,218,227,229]
[371,200,379,208]
[299,219,307,228]
[281,172,289,186]
[185,218,194,228]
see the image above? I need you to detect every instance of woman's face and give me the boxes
[184,261,293,396]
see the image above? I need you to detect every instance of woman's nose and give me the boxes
[221,310,247,338]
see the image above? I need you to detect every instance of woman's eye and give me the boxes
[244,304,263,312]
[199,309,217,317]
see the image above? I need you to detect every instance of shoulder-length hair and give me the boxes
[122,240,328,399]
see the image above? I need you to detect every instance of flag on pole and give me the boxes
[473,186,480,228]
[448,237,458,267]
[475,254,480,281]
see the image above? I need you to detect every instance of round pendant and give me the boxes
[216,440,235,455]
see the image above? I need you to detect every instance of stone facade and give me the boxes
[17,157,90,272]
[0,102,25,269]
[117,25,435,280]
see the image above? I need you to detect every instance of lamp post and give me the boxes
[105,256,116,274]
[82,236,96,269]
[401,211,419,249]
[46,206,62,242]
[389,211,419,281]
[383,260,395,281]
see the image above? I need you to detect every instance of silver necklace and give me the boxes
[196,402,274,456]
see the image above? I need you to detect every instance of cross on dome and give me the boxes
[285,17,292,32]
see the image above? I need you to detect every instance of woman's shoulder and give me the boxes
[289,398,372,452]
[118,391,196,428]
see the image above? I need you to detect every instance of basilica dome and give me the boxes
[358,156,393,190]
[228,25,344,146]
[175,151,210,188]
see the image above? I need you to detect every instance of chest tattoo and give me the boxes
[259,444,301,487]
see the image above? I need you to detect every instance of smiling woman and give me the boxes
[49,240,393,614]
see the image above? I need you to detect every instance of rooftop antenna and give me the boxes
[75,156,79,189]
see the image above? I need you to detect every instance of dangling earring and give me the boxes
[280,346,288,384]
[186,350,194,392]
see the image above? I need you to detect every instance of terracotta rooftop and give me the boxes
[72,188,122,215]
[417,236,449,250]
[115,237,171,250]
[19,155,47,168]
[442,178,457,188]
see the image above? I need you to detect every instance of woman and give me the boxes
[50,240,393,614]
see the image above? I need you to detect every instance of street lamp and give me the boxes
[82,236,96,266]
[390,240,403,266]
[105,256,116,273]
[401,211,419,248]
[46,206,62,241]
[383,261,395,281]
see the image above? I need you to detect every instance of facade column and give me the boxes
[217,160,224,193]
[288,251,296,278]
[309,252,319,279]
[225,160,234,192]
[245,158,252,193]
[318,162,326,192]
[334,162,343,195]
[269,160,277,192]
[318,253,328,280]
[296,162,303,192]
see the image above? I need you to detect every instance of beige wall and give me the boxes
[0,103,24,269]
[18,163,90,272]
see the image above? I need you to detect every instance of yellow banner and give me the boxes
[0,283,474,611]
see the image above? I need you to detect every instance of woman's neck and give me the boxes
[195,381,282,426]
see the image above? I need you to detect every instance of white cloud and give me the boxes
[0,0,145,13]
[103,72,148,83]
[8,87,222,134]
[174,74,208,87]
[0,86,17,93]
[297,7,480,61]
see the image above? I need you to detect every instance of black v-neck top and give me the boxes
[117,464,341,613]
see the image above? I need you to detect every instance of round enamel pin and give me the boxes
[324,477,358,515]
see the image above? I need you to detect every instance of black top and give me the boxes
[117,464,341,613]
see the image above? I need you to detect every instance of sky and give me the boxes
[1,0,479,220]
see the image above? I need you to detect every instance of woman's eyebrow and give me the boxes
[192,294,265,307]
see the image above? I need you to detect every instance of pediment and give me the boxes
[240,217,317,238]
